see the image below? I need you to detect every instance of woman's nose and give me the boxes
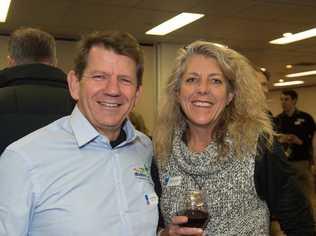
[197,79,210,94]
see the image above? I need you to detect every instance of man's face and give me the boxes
[256,71,269,98]
[68,46,141,140]
[280,94,296,113]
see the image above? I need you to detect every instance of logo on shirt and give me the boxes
[133,164,151,182]
[294,118,305,125]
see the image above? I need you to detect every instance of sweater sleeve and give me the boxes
[254,138,315,235]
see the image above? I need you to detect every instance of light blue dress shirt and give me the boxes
[0,106,158,236]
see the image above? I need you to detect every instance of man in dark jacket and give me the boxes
[0,27,74,154]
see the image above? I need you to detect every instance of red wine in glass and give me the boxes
[176,190,209,229]
[177,209,209,228]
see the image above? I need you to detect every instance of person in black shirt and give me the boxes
[275,89,316,199]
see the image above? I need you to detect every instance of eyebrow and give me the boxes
[185,72,223,77]
[86,70,110,75]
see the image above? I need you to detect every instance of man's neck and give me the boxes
[285,107,296,117]
[110,128,126,148]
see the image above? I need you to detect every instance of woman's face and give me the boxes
[178,54,234,129]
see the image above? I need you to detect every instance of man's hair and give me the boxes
[8,27,57,65]
[255,67,271,81]
[74,31,144,87]
[282,89,298,100]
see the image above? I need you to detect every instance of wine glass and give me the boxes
[176,190,209,229]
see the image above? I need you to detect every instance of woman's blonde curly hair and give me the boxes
[153,41,273,161]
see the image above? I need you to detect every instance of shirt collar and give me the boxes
[70,106,99,147]
[282,108,300,118]
[70,106,138,148]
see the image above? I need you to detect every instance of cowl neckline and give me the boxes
[171,127,235,177]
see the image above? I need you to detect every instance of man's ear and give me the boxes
[135,85,142,104]
[7,55,16,67]
[67,70,80,101]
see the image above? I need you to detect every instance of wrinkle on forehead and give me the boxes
[87,46,136,78]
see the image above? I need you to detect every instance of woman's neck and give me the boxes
[186,125,213,152]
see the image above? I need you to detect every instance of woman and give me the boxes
[153,41,315,235]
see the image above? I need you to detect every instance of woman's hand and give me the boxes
[160,216,204,236]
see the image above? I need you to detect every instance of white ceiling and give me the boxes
[1,0,316,89]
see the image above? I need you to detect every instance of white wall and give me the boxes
[133,45,156,135]
[0,36,9,68]
[156,43,184,106]
[55,40,77,73]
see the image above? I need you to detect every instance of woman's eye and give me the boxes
[185,77,197,83]
[211,78,223,84]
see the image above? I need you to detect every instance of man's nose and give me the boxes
[105,77,120,95]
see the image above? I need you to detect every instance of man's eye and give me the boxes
[119,77,133,85]
[91,75,105,80]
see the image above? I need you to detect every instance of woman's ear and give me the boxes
[227,92,234,105]
[67,70,80,101]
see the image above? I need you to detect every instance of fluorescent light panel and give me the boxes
[273,81,304,87]
[0,0,11,22]
[270,27,316,45]
[286,70,316,78]
[146,12,204,36]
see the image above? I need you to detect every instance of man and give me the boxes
[0,31,158,235]
[275,89,316,198]
[255,68,270,98]
[255,67,274,120]
[0,27,74,154]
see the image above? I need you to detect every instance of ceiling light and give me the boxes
[286,64,293,69]
[270,27,316,44]
[146,12,204,36]
[285,70,316,78]
[273,81,304,87]
[0,0,11,22]
[279,79,284,82]
[283,32,292,37]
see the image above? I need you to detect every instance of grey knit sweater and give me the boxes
[158,128,270,235]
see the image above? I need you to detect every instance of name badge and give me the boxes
[164,176,182,187]
[145,193,158,205]
[294,118,304,125]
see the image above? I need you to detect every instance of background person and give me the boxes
[0,27,74,154]
[255,67,274,124]
[0,31,158,235]
[255,67,270,98]
[275,89,316,204]
[153,41,314,235]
